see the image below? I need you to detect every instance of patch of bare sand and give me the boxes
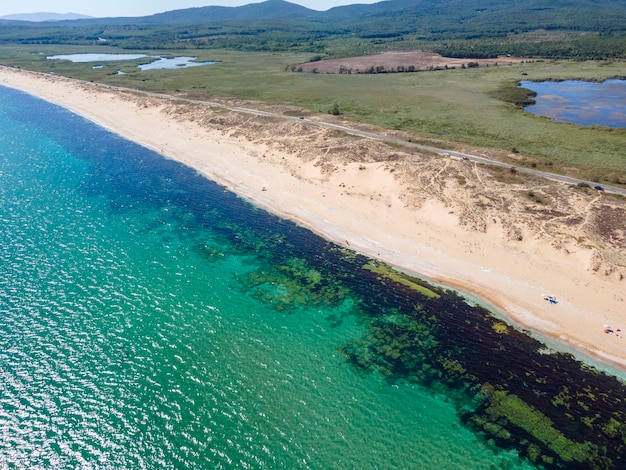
[1,66,625,372]
[294,50,528,74]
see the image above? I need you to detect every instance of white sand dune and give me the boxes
[2,66,624,373]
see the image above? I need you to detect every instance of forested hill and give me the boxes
[144,0,315,22]
[1,0,625,60]
[324,0,626,36]
[55,0,626,33]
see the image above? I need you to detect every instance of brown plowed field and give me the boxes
[295,51,526,73]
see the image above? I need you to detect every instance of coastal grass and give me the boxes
[1,45,625,182]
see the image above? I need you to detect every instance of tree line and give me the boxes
[0,0,625,62]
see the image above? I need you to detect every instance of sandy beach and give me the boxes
[1,66,625,373]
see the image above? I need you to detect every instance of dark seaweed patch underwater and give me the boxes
[3,84,625,468]
[226,217,626,469]
[68,93,626,468]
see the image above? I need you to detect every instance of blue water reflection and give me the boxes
[138,56,216,70]
[47,53,148,62]
[46,53,215,71]
[520,79,626,128]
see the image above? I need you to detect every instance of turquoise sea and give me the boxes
[1,86,625,469]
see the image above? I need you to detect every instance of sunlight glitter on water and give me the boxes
[6,84,619,468]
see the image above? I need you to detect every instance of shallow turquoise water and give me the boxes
[0,87,537,468]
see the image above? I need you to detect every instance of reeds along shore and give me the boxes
[1,66,625,373]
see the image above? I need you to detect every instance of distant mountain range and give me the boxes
[0,0,624,60]
[143,0,317,23]
[2,0,625,31]
[0,12,93,22]
[0,1,316,24]
[138,0,626,30]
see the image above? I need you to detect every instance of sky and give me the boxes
[0,0,381,18]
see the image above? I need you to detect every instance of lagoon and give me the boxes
[520,79,626,128]
[47,53,216,71]
[138,56,216,70]
[47,53,148,62]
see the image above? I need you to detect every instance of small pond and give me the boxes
[520,79,626,128]
[138,56,216,70]
[46,53,216,71]
[47,53,148,62]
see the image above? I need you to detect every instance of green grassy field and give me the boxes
[1,45,624,184]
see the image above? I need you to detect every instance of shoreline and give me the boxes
[2,66,625,375]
